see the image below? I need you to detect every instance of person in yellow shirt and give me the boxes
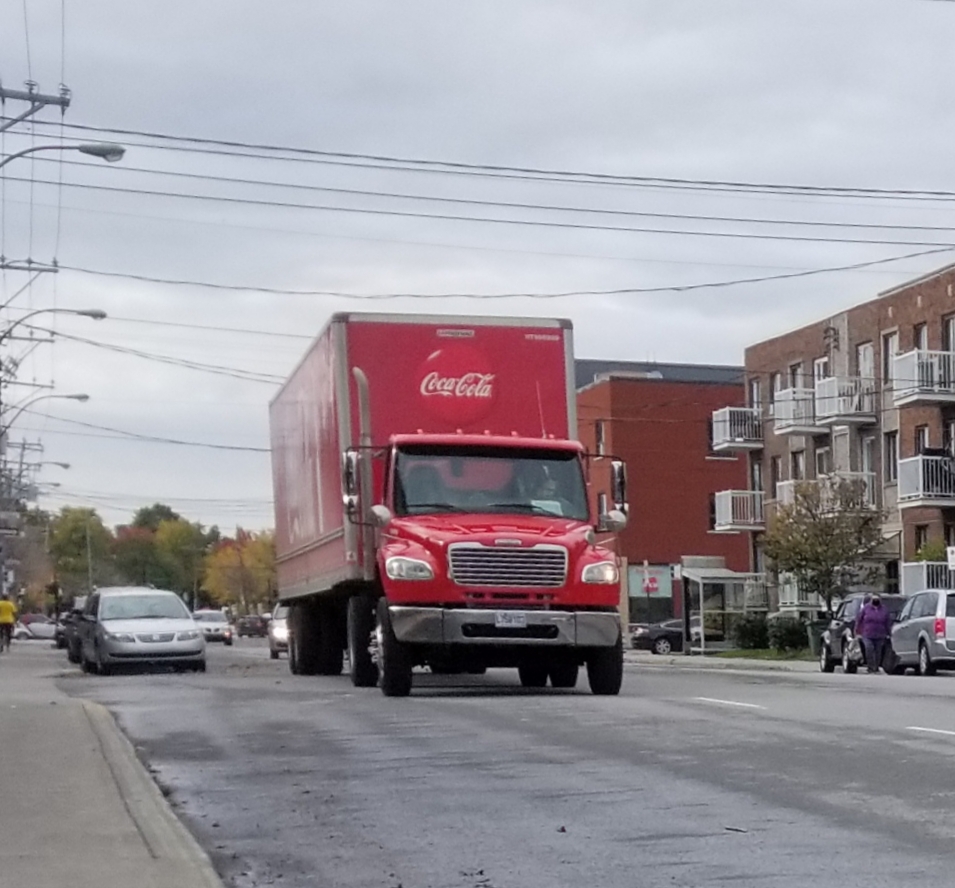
[0,593,18,651]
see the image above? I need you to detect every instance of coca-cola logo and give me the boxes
[416,344,497,425]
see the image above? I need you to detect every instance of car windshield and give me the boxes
[274,607,289,619]
[194,612,228,623]
[99,594,190,621]
[394,445,589,520]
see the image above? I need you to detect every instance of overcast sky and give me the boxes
[1,0,954,532]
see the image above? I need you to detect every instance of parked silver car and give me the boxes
[891,589,955,676]
[268,604,289,659]
[78,587,206,675]
[193,609,234,645]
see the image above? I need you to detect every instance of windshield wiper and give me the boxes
[408,502,469,513]
[485,502,564,516]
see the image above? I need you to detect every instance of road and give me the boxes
[46,640,955,888]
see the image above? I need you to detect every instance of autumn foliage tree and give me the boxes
[762,478,885,616]
[202,530,276,612]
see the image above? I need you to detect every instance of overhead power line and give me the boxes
[61,246,955,299]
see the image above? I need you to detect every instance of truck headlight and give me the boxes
[582,561,619,584]
[386,556,434,581]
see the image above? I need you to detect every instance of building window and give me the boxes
[770,456,782,495]
[791,450,806,481]
[595,420,605,456]
[789,363,804,389]
[914,322,928,351]
[768,372,782,415]
[856,342,874,380]
[944,314,955,352]
[748,378,761,412]
[813,356,830,381]
[815,446,832,478]
[883,331,899,383]
[708,494,716,530]
[946,524,955,548]
[945,419,955,455]
[915,425,930,454]
[915,524,929,555]
[884,431,899,483]
[750,456,763,492]
[706,418,718,455]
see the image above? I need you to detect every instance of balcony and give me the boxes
[713,490,764,532]
[773,387,817,435]
[893,350,955,406]
[814,376,877,425]
[711,407,763,452]
[901,562,955,595]
[898,454,955,508]
[774,472,876,510]
[777,576,822,611]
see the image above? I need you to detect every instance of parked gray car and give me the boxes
[891,589,955,676]
[78,587,206,675]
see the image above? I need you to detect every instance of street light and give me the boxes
[0,141,126,170]
[1,392,89,437]
[0,307,107,345]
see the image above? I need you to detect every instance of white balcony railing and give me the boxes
[711,407,762,452]
[898,455,955,506]
[893,350,955,405]
[901,562,955,595]
[774,472,876,510]
[714,490,764,532]
[773,387,817,434]
[814,376,877,424]
[778,576,821,610]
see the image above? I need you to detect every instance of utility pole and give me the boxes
[0,82,71,134]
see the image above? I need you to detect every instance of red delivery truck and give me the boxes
[269,313,628,696]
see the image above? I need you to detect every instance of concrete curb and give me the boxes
[82,701,224,888]
[624,652,815,673]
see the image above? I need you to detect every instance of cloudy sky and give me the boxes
[1,0,954,531]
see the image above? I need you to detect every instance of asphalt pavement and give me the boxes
[42,637,955,888]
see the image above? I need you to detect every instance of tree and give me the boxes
[48,507,114,596]
[132,503,181,532]
[202,530,276,612]
[155,518,209,605]
[762,478,885,616]
[113,525,173,588]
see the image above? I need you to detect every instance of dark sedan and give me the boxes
[236,614,269,638]
[819,593,907,673]
[631,619,686,655]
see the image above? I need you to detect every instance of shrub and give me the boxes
[732,613,769,650]
[768,615,808,652]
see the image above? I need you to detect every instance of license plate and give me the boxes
[495,611,527,629]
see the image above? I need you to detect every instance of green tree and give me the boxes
[202,530,276,612]
[132,503,181,532]
[763,479,885,617]
[48,507,114,596]
[155,518,209,605]
[113,525,174,588]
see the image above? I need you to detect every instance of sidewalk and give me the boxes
[0,644,222,888]
[624,649,820,673]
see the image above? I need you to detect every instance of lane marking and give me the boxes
[906,726,955,738]
[694,697,766,710]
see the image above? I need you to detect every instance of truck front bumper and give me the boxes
[388,607,620,648]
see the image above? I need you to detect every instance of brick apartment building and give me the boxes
[575,360,751,623]
[713,261,955,603]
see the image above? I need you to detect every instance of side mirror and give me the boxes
[598,508,628,533]
[370,504,393,526]
[342,450,361,520]
[610,459,628,516]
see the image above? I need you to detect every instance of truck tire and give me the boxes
[377,598,413,697]
[347,595,379,687]
[586,633,624,696]
[548,659,579,689]
[316,603,344,676]
[518,662,548,688]
[289,603,320,675]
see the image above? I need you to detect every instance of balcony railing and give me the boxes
[714,490,764,532]
[711,407,762,452]
[901,562,955,595]
[898,455,955,507]
[773,387,817,434]
[777,577,821,610]
[814,376,876,425]
[893,350,955,405]
[774,472,876,510]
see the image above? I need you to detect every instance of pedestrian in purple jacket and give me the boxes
[855,595,894,673]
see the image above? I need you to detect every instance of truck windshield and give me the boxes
[394,445,589,520]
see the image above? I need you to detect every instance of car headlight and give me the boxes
[582,561,619,584]
[105,632,136,643]
[178,630,200,641]
[385,556,434,581]
[272,626,288,640]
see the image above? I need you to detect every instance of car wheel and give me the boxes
[819,643,835,673]
[194,659,207,673]
[842,641,858,674]
[224,639,233,647]
[548,660,579,689]
[96,647,112,676]
[919,642,936,677]
[653,637,673,656]
[270,648,279,660]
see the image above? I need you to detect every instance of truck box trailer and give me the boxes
[269,313,628,696]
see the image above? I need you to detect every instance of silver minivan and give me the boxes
[891,589,955,676]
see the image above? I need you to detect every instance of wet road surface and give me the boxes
[50,640,955,888]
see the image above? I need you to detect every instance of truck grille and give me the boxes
[449,544,567,588]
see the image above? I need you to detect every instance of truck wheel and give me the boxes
[289,604,319,675]
[548,660,579,689]
[317,603,344,676]
[587,633,624,696]
[377,598,413,697]
[288,634,301,674]
[347,595,379,687]
[518,662,548,688]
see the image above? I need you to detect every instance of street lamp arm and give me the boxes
[0,142,125,170]
[0,393,89,436]
[0,307,107,346]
